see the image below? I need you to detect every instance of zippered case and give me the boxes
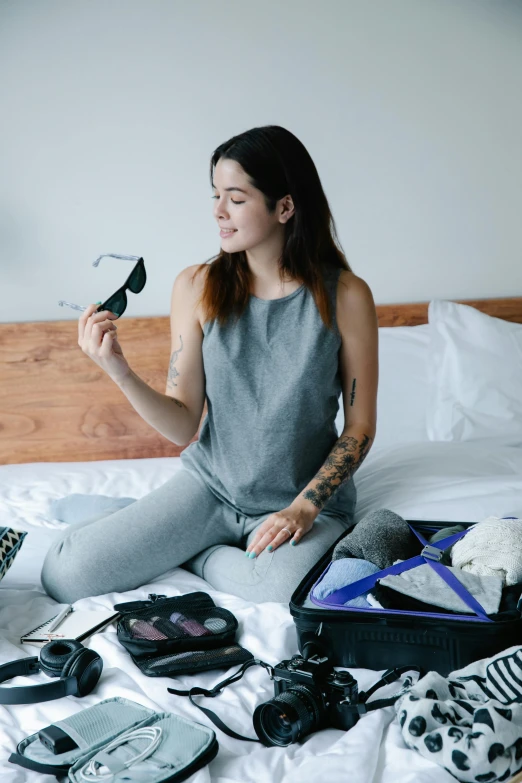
[289,520,522,676]
[8,696,218,781]
[115,592,238,659]
[114,592,253,676]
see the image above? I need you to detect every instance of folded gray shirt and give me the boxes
[378,562,503,615]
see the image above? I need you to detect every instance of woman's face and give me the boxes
[211,158,294,253]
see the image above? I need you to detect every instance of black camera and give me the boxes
[253,651,364,747]
[168,634,421,748]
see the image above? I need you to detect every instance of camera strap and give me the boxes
[167,661,423,743]
[356,665,423,711]
[168,658,269,742]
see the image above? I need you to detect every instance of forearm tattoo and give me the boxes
[302,432,373,511]
[167,335,183,388]
[166,335,184,408]
[350,378,356,406]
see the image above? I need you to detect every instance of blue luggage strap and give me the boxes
[317,523,494,622]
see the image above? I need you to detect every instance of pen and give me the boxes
[47,605,73,634]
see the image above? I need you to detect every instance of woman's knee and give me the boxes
[195,516,349,603]
[244,515,349,603]
[41,534,76,603]
[41,527,103,603]
[195,544,308,604]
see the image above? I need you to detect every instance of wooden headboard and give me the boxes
[1,296,521,465]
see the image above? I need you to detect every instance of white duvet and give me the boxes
[1,437,522,783]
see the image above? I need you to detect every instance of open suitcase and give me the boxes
[289,519,522,676]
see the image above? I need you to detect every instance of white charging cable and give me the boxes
[78,726,163,781]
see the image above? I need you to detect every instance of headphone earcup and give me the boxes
[40,640,85,678]
[62,647,103,697]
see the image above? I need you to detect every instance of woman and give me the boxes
[41,125,378,605]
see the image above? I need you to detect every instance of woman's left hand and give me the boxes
[245,503,317,558]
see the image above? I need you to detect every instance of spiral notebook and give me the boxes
[21,608,120,647]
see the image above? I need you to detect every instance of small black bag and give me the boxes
[114,592,253,676]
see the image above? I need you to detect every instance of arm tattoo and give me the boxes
[166,335,185,408]
[167,335,183,388]
[350,378,356,406]
[301,431,373,511]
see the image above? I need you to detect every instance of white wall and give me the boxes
[1,0,521,324]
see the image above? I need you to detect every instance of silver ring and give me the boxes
[282,527,292,536]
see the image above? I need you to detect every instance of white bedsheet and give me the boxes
[1,437,522,783]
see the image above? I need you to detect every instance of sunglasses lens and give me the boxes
[104,290,127,317]
[128,260,146,294]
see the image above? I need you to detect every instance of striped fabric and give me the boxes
[0,527,27,581]
[486,650,522,704]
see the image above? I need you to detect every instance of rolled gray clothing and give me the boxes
[428,525,466,545]
[378,562,503,614]
[332,508,419,569]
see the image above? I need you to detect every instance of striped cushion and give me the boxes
[0,527,27,581]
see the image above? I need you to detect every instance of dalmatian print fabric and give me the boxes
[395,645,522,782]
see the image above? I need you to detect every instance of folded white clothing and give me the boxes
[451,516,522,586]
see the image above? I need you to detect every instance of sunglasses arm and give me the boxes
[58,301,87,312]
[93,254,141,268]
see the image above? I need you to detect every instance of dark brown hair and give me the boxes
[191,125,353,331]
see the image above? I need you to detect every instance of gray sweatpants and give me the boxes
[41,468,354,605]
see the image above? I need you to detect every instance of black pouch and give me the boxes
[115,592,252,676]
[134,644,254,677]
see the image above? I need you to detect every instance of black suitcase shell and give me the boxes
[289,520,522,676]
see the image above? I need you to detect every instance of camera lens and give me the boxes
[253,685,324,746]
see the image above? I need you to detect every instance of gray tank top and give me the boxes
[180,267,357,520]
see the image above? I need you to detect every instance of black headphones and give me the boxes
[0,639,103,705]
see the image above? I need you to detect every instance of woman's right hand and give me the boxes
[78,304,131,385]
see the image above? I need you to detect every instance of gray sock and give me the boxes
[332,508,419,570]
[49,494,137,524]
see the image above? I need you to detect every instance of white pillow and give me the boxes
[335,324,431,449]
[427,299,522,442]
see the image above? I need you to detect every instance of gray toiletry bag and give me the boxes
[9,696,218,781]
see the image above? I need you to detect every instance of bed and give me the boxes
[1,294,522,783]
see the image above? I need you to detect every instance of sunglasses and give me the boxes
[58,254,147,318]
